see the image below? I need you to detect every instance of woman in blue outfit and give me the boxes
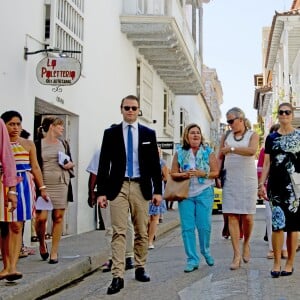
[170,123,219,272]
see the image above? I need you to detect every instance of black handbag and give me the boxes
[216,130,231,188]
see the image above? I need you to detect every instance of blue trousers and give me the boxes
[178,186,214,266]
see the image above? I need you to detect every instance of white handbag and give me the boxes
[290,172,300,199]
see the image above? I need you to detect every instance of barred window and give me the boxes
[45,0,84,62]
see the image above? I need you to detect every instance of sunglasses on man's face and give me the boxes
[227,117,239,125]
[278,110,292,116]
[123,106,139,111]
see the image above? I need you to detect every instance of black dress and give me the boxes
[265,130,300,232]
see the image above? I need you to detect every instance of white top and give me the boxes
[86,149,100,175]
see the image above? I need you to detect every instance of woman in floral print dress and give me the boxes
[258,102,300,278]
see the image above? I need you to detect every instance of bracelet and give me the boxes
[258,183,263,188]
[8,191,18,196]
[205,171,209,179]
[39,185,47,190]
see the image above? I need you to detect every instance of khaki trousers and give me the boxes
[110,181,149,278]
[100,202,134,259]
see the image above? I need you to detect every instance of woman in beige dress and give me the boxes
[35,117,75,264]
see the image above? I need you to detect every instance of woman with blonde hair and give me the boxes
[219,107,259,270]
[35,116,75,264]
[170,123,219,272]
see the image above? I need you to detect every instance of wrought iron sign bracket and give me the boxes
[24,45,81,60]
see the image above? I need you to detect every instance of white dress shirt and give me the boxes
[122,121,140,177]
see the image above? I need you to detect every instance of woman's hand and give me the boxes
[6,192,17,212]
[186,169,206,178]
[40,188,50,201]
[257,185,267,200]
[63,161,75,170]
[220,147,231,155]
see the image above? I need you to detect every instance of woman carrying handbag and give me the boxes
[170,123,219,272]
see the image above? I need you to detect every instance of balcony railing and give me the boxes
[121,0,203,95]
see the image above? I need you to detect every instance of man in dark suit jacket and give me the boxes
[97,95,162,295]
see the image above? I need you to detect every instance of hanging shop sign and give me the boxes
[36,57,81,86]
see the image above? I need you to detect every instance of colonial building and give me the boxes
[254,0,300,135]
[0,0,221,241]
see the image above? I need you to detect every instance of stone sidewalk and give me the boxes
[0,209,180,300]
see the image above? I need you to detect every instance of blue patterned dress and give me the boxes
[149,159,167,215]
[265,130,300,231]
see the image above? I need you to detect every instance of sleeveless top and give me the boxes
[222,130,257,214]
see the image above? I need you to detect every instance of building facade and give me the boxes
[254,1,300,135]
[0,0,220,241]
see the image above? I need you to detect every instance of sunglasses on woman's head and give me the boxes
[278,110,292,116]
[227,117,239,125]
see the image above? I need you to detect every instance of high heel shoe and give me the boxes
[270,269,281,278]
[40,243,49,261]
[242,244,250,263]
[230,257,241,270]
[49,254,59,264]
[280,268,294,276]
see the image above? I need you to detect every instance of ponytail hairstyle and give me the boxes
[37,116,64,139]
[226,107,251,130]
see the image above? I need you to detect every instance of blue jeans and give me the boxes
[178,186,214,266]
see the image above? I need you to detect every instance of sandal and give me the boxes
[267,250,274,259]
[19,247,28,258]
[45,234,52,240]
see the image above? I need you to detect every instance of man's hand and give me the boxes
[88,191,96,208]
[97,195,108,208]
[152,194,162,206]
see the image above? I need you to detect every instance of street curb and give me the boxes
[0,217,180,300]
[156,218,180,238]
[0,252,108,300]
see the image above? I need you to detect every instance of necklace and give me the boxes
[233,130,247,142]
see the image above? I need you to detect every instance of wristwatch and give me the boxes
[230,147,235,153]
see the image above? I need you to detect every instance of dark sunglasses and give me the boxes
[123,106,139,111]
[278,110,292,116]
[227,117,239,125]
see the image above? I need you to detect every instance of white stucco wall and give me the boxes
[0,0,214,240]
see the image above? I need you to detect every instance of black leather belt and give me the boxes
[124,177,140,182]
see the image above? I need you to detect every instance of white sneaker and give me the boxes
[148,244,155,249]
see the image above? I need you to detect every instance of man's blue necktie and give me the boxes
[127,125,133,177]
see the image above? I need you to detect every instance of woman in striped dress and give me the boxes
[0,111,47,281]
